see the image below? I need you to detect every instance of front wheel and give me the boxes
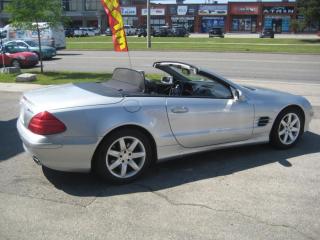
[270,108,304,149]
[11,59,21,68]
[94,129,154,183]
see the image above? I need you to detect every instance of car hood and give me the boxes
[243,84,309,106]
[23,82,124,111]
[30,46,55,52]
[245,85,296,98]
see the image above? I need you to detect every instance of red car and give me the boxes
[0,45,39,68]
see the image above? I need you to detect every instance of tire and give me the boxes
[11,59,21,68]
[94,128,155,183]
[270,107,304,149]
[33,52,41,59]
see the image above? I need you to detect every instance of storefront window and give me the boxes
[123,17,139,27]
[232,16,256,32]
[201,17,224,32]
[151,18,166,30]
[264,16,291,33]
[171,17,195,32]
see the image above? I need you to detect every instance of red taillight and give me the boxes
[28,111,66,135]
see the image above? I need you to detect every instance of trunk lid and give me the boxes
[22,82,123,111]
[20,82,123,128]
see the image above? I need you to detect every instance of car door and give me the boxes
[166,81,254,148]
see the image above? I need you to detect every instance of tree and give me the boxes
[297,0,320,31]
[6,0,63,73]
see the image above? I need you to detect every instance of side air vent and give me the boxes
[257,116,270,127]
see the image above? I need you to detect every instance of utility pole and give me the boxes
[147,0,151,48]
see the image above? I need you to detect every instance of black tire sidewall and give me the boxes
[94,129,154,183]
[270,108,304,149]
[12,60,20,68]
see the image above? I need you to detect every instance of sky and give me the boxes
[154,0,296,3]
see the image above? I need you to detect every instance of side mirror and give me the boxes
[234,89,246,101]
[161,76,173,85]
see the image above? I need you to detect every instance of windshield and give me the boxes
[25,40,38,47]
[170,65,212,82]
[157,64,233,99]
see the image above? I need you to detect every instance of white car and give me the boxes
[124,25,136,36]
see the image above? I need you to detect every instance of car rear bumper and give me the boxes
[17,118,98,172]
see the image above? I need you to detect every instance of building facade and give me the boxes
[0,1,317,33]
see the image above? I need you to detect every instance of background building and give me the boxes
[0,0,317,33]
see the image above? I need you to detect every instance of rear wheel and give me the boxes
[270,108,303,149]
[94,128,154,183]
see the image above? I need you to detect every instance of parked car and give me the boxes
[0,44,38,68]
[105,28,112,36]
[136,27,155,37]
[171,26,189,37]
[65,28,75,38]
[85,27,100,35]
[154,26,173,37]
[259,29,275,38]
[209,28,224,38]
[136,27,147,37]
[73,28,86,37]
[79,27,96,36]
[124,25,136,36]
[5,40,56,59]
[17,61,313,183]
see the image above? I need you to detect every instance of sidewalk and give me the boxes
[0,82,43,92]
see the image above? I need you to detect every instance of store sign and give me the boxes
[230,4,259,15]
[171,16,194,21]
[188,6,197,15]
[263,6,295,14]
[198,5,227,15]
[239,7,257,13]
[120,7,137,16]
[177,6,188,16]
[141,8,165,16]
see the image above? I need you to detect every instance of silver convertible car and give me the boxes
[17,61,313,183]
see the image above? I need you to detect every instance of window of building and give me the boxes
[232,16,256,32]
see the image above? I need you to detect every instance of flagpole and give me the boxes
[127,50,132,69]
[147,0,151,48]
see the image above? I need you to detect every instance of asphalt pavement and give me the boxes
[44,50,320,84]
[0,52,320,240]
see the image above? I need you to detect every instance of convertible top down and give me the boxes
[17,61,313,183]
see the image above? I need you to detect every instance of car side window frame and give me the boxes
[167,69,234,100]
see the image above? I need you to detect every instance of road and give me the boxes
[0,78,320,239]
[44,51,320,83]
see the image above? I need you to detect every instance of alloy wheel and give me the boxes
[278,113,301,145]
[106,136,146,178]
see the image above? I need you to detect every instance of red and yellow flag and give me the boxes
[101,0,128,52]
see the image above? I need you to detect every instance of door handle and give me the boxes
[171,106,189,113]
